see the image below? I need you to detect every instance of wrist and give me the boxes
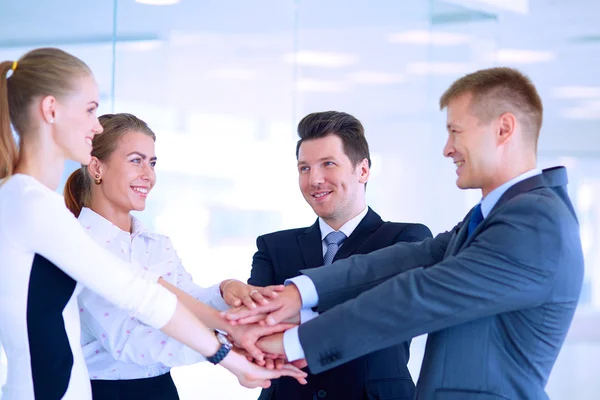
[220,279,237,297]
[218,348,244,371]
[206,331,231,365]
[287,284,302,307]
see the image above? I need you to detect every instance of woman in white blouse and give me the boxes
[63,113,298,399]
[0,48,304,400]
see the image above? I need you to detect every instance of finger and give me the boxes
[265,308,292,326]
[239,378,271,389]
[266,284,285,292]
[222,291,242,307]
[260,379,272,389]
[261,323,296,335]
[274,364,308,384]
[241,339,265,362]
[275,358,285,370]
[264,358,275,370]
[241,295,257,309]
[250,290,269,305]
[292,359,308,369]
[236,313,268,325]
[222,304,275,321]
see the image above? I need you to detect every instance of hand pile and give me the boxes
[219,281,308,373]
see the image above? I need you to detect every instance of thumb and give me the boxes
[266,308,290,326]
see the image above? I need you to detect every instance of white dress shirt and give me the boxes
[77,207,228,380]
[283,206,369,361]
[284,169,542,361]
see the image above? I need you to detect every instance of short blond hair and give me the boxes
[439,67,543,147]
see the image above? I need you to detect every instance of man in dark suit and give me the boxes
[248,111,432,400]
[227,68,584,400]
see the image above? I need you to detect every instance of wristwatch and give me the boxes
[206,331,232,365]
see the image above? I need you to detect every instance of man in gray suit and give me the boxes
[225,67,584,400]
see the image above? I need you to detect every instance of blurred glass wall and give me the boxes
[1,1,599,398]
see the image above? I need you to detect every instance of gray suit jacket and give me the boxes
[298,166,584,400]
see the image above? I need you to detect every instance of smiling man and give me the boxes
[248,111,432,400]
[228,68,585,400]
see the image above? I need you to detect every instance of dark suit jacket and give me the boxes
[248,208,432,400]
[298,167,584,400]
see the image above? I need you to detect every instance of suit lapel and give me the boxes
[449,217,470,256]
[297,221,324,269]
[334,208,384,262]
[451,166,567,255]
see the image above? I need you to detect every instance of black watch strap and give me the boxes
[207,333,231,365]
[206,343,231,364]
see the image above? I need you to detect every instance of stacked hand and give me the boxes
[219,284,308,371]
[217,280,308,387]
[220,279,285,309]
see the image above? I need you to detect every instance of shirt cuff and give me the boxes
[285,275,319,308]
[283,326,305,362]
[206,283,229,312]
[300,308,319,324]
[141,269,162,283]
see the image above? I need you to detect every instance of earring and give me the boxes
[94,174,102,185]
[49,119,54,123]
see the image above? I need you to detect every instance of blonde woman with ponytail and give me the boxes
[0,48,306,400]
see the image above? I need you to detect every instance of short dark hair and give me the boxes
[295,111,371,167]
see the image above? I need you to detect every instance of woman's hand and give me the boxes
[220,349,307,388]
[220,280,285,309]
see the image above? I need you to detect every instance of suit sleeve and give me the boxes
[393,223,433,244]
[1,183,176,330]
[298,196,571,374]
[248,235,276,286]
[302,228,454,312]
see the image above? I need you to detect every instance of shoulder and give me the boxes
[382,221,433,243]
[1,175,54,205]
[257,226,311,243]
[483,188,581,266]
[495,187,577,229]
[148,232,176,250]
[1,175,64,224]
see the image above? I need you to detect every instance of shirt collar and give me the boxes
[319,206,369,241]
[78,207,158,243]
[480,168,542,218]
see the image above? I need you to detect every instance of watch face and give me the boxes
[217,333,232,346]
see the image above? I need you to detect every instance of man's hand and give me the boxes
[220,279,285,309]
[257,333,308,370]
[226,321,296,361]
[222,284,303,326]
[220,350,307,388]
[256,332,285,356]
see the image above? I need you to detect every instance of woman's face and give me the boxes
[53,74,103,164]
[94,130,157,214]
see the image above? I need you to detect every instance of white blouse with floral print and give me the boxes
[77,207,228,380]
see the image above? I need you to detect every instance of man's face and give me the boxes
[297,134,369,226]
[443,92,502,197]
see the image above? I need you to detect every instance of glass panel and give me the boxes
[0,1,599,399]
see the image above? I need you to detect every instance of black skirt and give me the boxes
[91,372,179,400]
